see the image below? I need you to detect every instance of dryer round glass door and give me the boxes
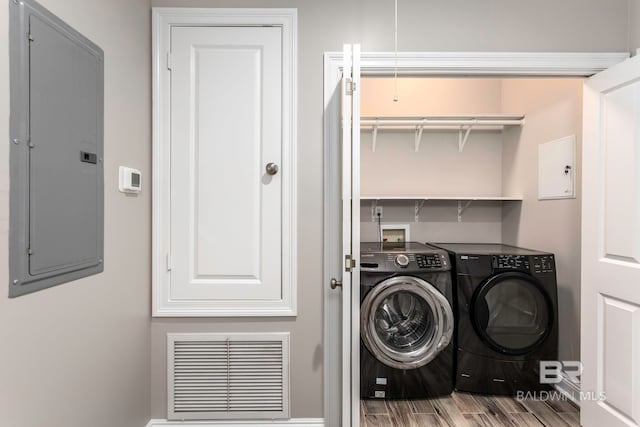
[360,276,454,370]
[471,272,554,355]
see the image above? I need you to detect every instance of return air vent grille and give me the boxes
[168,333,289,421]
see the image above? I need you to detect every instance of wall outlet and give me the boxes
[372,205,383,222]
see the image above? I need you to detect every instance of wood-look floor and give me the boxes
[361,392,579,427]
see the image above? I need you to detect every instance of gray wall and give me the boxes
[0,0,151,426]
[359,77,506,244]
[501,78,584,363]
[0,0,633,424]
[360,77,504,199]
[360,200,504,244]
[149,0,630,419]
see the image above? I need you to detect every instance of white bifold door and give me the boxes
[341,44,361,427]
[582,54,640,426]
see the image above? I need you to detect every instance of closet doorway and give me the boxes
[322,50,634,427]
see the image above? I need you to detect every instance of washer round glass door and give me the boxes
[471,272,553,355]
[361,276,454,370]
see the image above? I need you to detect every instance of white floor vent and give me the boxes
[167,333,290,421]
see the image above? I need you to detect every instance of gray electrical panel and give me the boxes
[9,0,104,297]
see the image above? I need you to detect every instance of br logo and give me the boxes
[539,361,582,384]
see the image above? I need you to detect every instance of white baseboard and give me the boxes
[146,419,324,427]
[554,371,581,407]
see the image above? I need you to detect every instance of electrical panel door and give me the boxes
[9,0,104,297]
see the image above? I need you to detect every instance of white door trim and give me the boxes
[152,8,297,317]
[323,50,628,426]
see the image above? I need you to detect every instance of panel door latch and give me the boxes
[345,254,356,272]
[80,151,97,164]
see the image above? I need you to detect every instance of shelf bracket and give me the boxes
[457,200,473,222]
[371,199,378,222]
[414,120,426,152]
[372,120,379,152]
[458,121,476,152]
[414,199,425,222]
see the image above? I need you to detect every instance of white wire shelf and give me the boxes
[362,196,523,223]
[361,196,523,201]
[361,114,525,152]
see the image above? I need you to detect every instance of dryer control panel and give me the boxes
[492,255,530,271]
[532,255,555,274]
[491,254,555,274]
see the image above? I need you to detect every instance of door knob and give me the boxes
[330,278,342,289]
[266,162,279,175]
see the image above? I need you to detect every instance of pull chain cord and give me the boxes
[393,0,399,102]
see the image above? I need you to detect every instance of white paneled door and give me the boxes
[582,55,640,427]
[161,23,295,316]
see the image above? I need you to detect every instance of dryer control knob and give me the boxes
[395,254,410,267]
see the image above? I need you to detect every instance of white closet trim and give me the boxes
[327,51,629,76]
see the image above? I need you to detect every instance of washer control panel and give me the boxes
[416,254,444,269]
[360,252,450,271]
[372,252,449,271]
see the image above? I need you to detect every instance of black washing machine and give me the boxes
[360,242,455,399]
[432,243,558,395]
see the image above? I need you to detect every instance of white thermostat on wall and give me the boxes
[119,166,142,194]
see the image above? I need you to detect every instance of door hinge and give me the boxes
[345,78,356,95]
[166,253,171,271]
[27,33,34,43]
[345,254,356,272]
[166,52,172,70]
[27,248,33,256]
